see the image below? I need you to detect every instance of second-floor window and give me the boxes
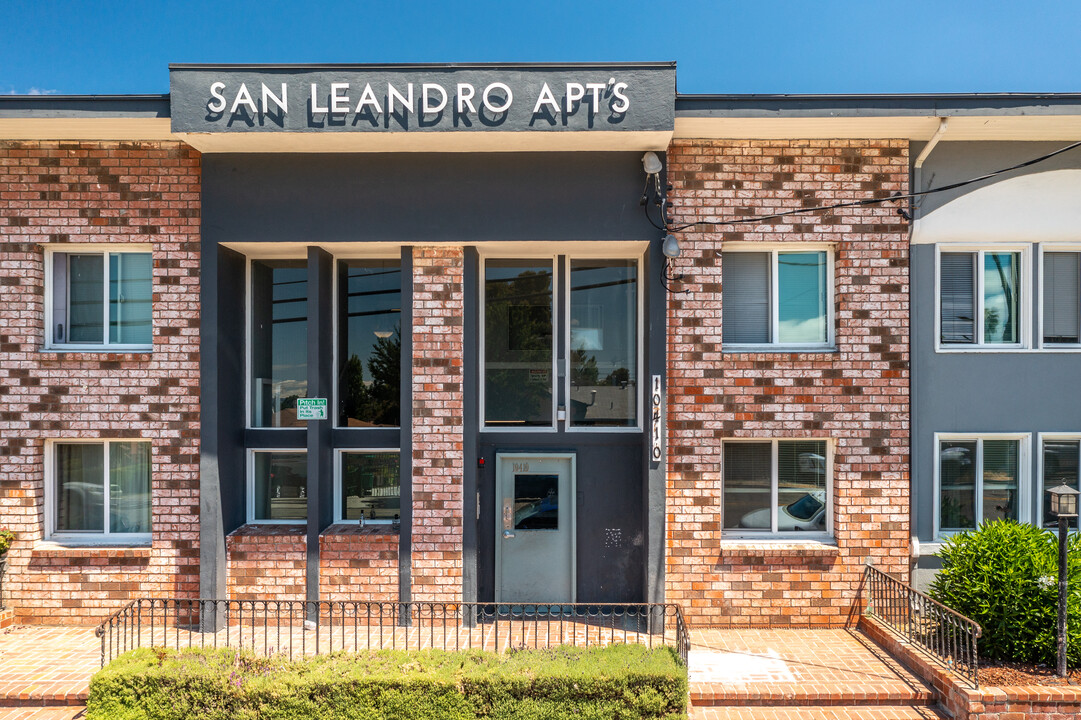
[939,250,1023,347]
[47,249,153,349]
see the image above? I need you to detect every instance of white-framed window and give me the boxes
[936,246,1029,350]
[721,439,832,538]
[1038,245,1081,349]
[934,433,1030,537]
[1038,434,1081,530]
[45,246,153,350]
[334,450,400,524]
[721,246,835,350]
[479,252,642,431]
[45,439,152,543]
[248,449,308,524]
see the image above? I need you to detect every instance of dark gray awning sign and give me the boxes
[169,64,675,134]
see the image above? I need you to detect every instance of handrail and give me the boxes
[864,564,982,688]
[95,599,690,669]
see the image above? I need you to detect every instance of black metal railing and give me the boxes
[0,554,7,611]
[96,599,689,669]
[864,565,981,688]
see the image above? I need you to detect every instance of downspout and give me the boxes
[909,117,948,573]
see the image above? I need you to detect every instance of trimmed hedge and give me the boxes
[88,643,687,720]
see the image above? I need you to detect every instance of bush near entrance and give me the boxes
[930,519,1081,667]
[88,644,687,720]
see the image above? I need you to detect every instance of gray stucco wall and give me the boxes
[911,141,1081,562]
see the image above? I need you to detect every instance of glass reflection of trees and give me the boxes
[484,261,553,426]
[338,261,401,427]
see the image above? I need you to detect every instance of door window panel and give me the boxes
[484,260,553,427]
[513,474,559,530]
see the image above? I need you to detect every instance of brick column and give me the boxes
[410,246,464,602]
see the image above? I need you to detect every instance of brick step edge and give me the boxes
[0,695,88,707]
[689,688,936,707]
[689,704,948,719]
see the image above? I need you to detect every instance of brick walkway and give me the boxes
[0,627,98,708]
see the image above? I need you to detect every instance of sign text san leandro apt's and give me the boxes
[169,64,675,134]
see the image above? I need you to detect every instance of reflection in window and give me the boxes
[341,452,400,521]
[940,251,1021,346]
[569,260,637,427]
[514,474,559,530]
[984,253,1019,344]
[484,260,553,426]
[53,441,151,536]
[251,260,307,428]
[778,252,828,344]
[338,261,401,427]
[252,452,307,522]
[1043,440,1079,530]
[724,440,829,534]
[939,438,1020,533]
[723,442,771,530]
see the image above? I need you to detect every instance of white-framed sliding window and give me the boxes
[44,438,153,544]
[44,245,154,351]
[721,245,835,351]
[247,449,308,524]
[1037,433,1081,531]
[933,433,1031,538]
[721,438,833,539]
[1037,244,1081,350]
[935,245,1031,351]
[333,449,401,524]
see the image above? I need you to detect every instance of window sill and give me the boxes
[229,524,307,537]
[32,541,153,559]
[40,348,153,359]
[322,523,399,538]
[717,539,839,558]
[722,346,838,355]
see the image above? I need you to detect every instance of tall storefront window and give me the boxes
[251,451,307,523]
[338,260,401,427]
[484,259,554,427]
[339,452,400,522]
[569,259,638,427]
[250,260,307,428]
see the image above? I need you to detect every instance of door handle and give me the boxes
[502,530,515,539]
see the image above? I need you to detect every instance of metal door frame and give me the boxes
[494,452,577,603]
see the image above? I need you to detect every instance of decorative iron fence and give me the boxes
[0,554,7,611]
[96,599,689,669]
[864,564,981,688]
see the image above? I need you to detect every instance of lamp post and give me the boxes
[1047,483,1079,677]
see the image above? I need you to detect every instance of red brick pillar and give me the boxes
[410,246,464,602]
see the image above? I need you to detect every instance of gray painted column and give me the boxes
[645,240,667,605]
[306,246,334,618]
[461,247,478,606]
[398,247,413,608]
[199,242,226,621]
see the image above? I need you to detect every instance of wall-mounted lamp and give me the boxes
[661,234,682,259]
[642,151,663,176]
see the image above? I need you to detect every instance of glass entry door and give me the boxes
[494,453,576,603]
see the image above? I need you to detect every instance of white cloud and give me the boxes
[26,87,58,95]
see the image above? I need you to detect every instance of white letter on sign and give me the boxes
[207,82,227,113]
[651,375,663,462]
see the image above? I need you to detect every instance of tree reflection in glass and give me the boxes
[338,260,401,427]
[484,260,553,426]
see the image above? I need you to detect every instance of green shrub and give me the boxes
[0,528,14,555]
[929,519,1081,666]
[87,643,687,720]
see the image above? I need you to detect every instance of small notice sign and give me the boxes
[296,398,328,421]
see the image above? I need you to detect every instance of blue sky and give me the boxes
[2,0,1080,95]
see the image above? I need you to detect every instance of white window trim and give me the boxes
[245,255,307,431]
[564,253,644,433]
[722,244,836,352]
[247,448,308,525]
[333,448,400,524]
[479,253,558,432]
[44,438,153,544]
[332,254,404,431]
[1036,433,1081,530]
[721,438,833,540]
[1037,243,1081,352]
[43,245,154,352]
[933,432,1031,540]
[934,244,1032,352]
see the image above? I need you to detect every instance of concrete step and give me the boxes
[689,705,948,720]
[0,709,86,720]
[689,682,935,707]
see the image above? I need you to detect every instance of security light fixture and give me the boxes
[642,151,663,176]
[1048,484,1080,518]
[661,234,682,259]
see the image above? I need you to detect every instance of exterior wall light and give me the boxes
[661,234,682,258]
[642,151,663,176]
[1047,483,1080,677]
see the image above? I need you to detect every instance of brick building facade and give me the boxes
[0,65,1075,630]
